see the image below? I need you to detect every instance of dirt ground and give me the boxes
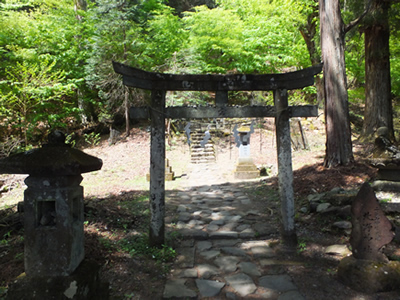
[1,116,400,299]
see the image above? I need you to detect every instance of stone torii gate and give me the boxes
[113,62,322,248]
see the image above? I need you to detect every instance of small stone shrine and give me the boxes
[338,182,400,293]
[0,131,108,299]
[233,125,260,179]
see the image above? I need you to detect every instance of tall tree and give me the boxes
[319,0,354,167]
[360,0,393,141]
[319,0,370,167]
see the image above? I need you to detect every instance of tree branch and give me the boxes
[345,0,373,33]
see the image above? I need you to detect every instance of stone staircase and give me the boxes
[190,132,216,164]
[189,121,217,164]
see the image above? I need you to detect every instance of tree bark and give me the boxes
[299,1,324,107]
[361,0,393,141]
[319,0,354,167]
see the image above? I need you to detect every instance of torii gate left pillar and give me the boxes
[149,90,166,246]
[113,62,322,248]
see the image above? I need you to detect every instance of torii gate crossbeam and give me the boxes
[113,62,322,249]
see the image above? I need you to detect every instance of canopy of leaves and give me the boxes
[0,0,399,148]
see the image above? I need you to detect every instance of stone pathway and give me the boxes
[163,164,305,299]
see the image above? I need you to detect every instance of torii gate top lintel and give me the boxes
[113,61,322,92]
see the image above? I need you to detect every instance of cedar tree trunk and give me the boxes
[319,0,354,167]
[361,0,393,141]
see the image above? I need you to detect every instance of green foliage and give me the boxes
[348,87,365,105]
[390,9,400,97]
[84,0,171,120]
[345,32,365,88]
[65,133,77,148]
[1,0,400,146]
[144,6,187,68]
[0,0,94,144]
[183,6,246,73]
[119,234,176,264]
[83,132,101,146]
[0,230,12,246]
[297,240,307,253]
[0,58,77,144]
[217,0,310,72]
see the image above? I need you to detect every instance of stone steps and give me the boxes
[190,131,216,164]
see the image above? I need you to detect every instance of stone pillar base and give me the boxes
[6,260,108,300]
[234,158,260,180]
[147,158,175,181]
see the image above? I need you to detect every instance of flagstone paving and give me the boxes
[163,163,305,299]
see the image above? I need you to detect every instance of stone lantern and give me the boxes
[234,126,259,179]
[0,131,106,299]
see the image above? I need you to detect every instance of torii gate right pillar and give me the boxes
[274,89,297,249]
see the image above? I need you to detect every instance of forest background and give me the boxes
[0,0,400,156]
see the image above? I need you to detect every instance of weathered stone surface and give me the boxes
[200,250,220,260]
[0,131,102,176]
[220,222,238,231]
[381,202,400,213]
[178,212,192,222]
[325,244,351,256]
[177,268,198,278]
[239,228,256,238]
[181,228,208,240]
[249,245,275,258]
[213,239,240,247]
[372,180,400,192]
[220,247,248,257]
[163,279,197,299]
[24,175,85,277]
[0,132,103,279]
[176,247,195,268]
[209,231,238,239]
[197,241,212,252]
[195,279,225,297]
[238,262,261,276]
[350,183,394,262]
[177,204,188,212]
[236,224,251,231]
[258,274,297,292]
[210,219,225,226]
[214,256,240,272]
[338,256,400,293]
[197,264,219,279]
[225,273,257,297]
[206,224,220,232]
[241,241,274,257]
[316,202,331,212]
[332,220,352,229]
